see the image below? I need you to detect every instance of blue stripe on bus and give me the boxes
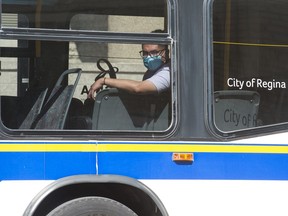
[98,152,288,180]
[1,151,288,180]
[0,152,96,180]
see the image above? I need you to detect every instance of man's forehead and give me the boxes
[142,44,163,50]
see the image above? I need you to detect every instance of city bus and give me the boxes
[1,0,288,215]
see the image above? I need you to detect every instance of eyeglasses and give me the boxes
[139,49,165,58]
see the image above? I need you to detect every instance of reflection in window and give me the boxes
[2,0,167,31]
[213,0,288,131]
[70,14,164,33]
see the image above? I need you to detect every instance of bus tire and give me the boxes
[46,196,138,216]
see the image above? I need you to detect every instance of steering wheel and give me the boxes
[94,59,118,81]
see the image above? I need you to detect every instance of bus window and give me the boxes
[70,14,165,33]
[0,13,29,97]
[212,0,288,134]
[0,40,18,96]
[0,56,18,96]
[0,0,173,133]
[1,13,28,28]
[1,0,167,32]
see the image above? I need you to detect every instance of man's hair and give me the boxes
[151,29,165,34]
[142,29,170,59]
[152,29,169,59]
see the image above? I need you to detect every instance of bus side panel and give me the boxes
[142,179,288,216]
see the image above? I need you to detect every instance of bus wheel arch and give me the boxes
[23,175,168,216]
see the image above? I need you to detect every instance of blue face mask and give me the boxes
[143,55,163,71]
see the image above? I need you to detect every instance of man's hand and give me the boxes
[87,78,105,99]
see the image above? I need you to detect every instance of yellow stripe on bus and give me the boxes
[213,41,288,48]
[0,143,288,154]
[98,144,288,154]
[0,144,97,152]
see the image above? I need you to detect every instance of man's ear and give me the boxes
[165,48,170,60]
[162,48,169,63]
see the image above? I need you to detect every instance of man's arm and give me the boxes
[87,77,157,99]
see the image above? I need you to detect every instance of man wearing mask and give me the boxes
[87,43,170,99]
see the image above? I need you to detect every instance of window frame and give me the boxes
[0,0,178,139]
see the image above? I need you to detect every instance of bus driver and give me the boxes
[87,43,170,99]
